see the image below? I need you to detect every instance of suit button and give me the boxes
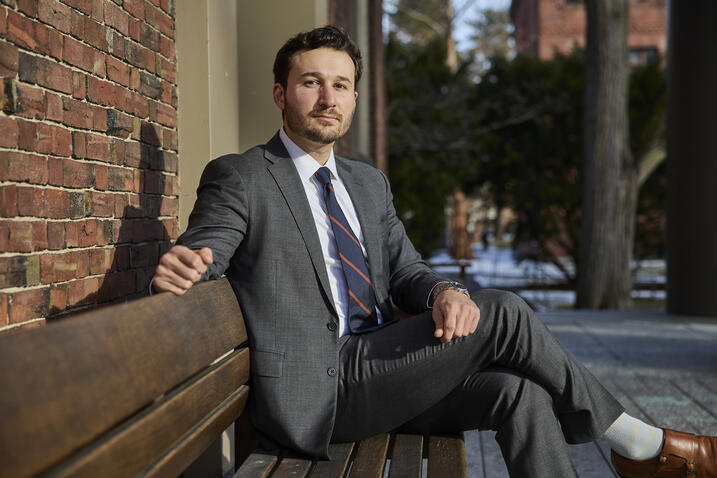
[327,322,337,331]
[327,367,337,377]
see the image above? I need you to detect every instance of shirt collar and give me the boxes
[279,127,339,183]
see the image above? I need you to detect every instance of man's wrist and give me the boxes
[427,280,469,308]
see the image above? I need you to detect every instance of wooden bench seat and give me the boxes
[0,278,468,478]
[236,433,468,478]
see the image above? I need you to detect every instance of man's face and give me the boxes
[273,47,358,147]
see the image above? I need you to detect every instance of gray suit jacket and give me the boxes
[177,133,443,457]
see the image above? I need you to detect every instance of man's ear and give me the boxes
[273,84,285,110]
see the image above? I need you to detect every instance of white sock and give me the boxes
[603,412,664,461]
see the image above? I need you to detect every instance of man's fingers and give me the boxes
[432,309,445,338]
[152,276,188,296]
[198,247,213,265]
[441,307,457,342]
[155,263,195,290]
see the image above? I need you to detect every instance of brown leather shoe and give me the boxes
[611,429,717,478]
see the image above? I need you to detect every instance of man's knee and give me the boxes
[472,289,534,319]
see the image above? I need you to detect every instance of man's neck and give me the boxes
[283,126,333,165]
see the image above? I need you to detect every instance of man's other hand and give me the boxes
[152,245,213,295]
[432,289,480,343]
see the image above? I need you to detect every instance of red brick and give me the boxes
[107,109,133,137]
[47,221,65,249]
[128,16,140,42]
[76,219,96,247]
[125,41,154,73]
[69,8,83,37]
[92,191,113,216]
[113,193,128,217]
[91,104,106,131]
[17,185,43,216]
[68,276,99,306]
[106,28,125,58]
[6,220,33,252]
[71,131,86,158]
[17,0,38,17]
[159,36,174,61]
[140,121,161,146]
[77,249,89,277]
[54,125,72,157]
[90,247,111,274]
[37,57,73,94]
[0,255,31,288]
[125,91,148,117]
[46,92,63,121]
[47,27,63,60]
[38,0,72,33]
[153,102,176,127]
[40,251,77,282]
[104,1,128,35]
[61,0,101,19]
[62,96,93,129]
[86,133,109,161]
[32,220,48,249]
[124,0,144,20]
[139,23,159,50]
[72,70,86,99]
[0,116,19,148]
[163,151,178,172]
[99,269,134,301]
[6,11,40,50]
[106,55,129,86]
[83,15,106,50]
[64,219,77,245]
[132,169,141,193]
[96,218,112,245]
[63,35,95,73]
[130,242,158,268]
[109,138,125,164]
[155,55,175,83]
[15,83,46,120]
[8,286,49,324]
[159,0,170,14]
[145,3,173,38]
[0,39,19,76]
[142,170,160,194]
[87,76,117,107]
[108,166,134,191]
[63,159,94,188]
[47,157,61,186]
[159,79,172,104]
[113,242,130,268]
[133,218,162,242]
[43,189,70,218]
[124,141,141,167]
[32,21,51,57]
[129,66,140,90]
[0,185,18,216]
[162,217,177,240]
[0,293,6,327]
[159,196,177,216]
[94,164,108,190]
[0,151,48,184]
[35,122,56,154]
[48,282,67,314]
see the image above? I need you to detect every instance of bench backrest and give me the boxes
[0,278,248,478]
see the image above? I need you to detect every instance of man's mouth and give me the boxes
[311,112,340,122]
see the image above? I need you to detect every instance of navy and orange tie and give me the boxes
[315,167,381,333]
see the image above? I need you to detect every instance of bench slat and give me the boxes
[426,434,468,478]
[348,433,390,478]
[270,454,313,478]
[311,442,355,477]
[0,278,246,478]
[46,347,249,477]
[388,434,423,478]
[233,451,279,478]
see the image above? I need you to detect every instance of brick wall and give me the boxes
[0,0,178,334]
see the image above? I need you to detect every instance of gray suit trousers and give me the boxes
[331,289,624,478]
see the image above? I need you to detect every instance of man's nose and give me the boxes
[318,86,336,107]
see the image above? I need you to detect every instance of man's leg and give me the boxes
[396,366,580,478]
[332,289,624,473]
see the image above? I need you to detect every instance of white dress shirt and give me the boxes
[279,128,384,337]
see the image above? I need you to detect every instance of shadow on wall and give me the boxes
[46,124,176,320]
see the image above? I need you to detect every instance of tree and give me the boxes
[577,0,633,308]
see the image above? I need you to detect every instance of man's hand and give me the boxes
[152,245,213,295]
[432,289,480,343]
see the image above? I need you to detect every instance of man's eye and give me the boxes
[305,80,319,86]
[335,83,348,90]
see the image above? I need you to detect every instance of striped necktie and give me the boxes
[314,167,380,333]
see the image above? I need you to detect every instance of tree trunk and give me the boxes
[450,189,474,260]
[576,0,633,309]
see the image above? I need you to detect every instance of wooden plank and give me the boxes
[0,278,246,478]
[388,434,423,478]
[427,434,467,478]
[233,452,279,478]
[270,454,313,478]
[47,348,249,478]
[311,442,355,478]
[348,433,390,478]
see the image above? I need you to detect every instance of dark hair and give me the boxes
[273,25,363,90]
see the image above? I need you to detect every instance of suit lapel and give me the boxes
[336,159,385,307]
[264,134,337,316]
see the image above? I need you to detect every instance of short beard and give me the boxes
[284,103,352,145]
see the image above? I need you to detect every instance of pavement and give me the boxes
[464,309,717,477]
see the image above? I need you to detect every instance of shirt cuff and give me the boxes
[426,280,449,309]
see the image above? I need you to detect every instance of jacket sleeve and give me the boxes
[379,170,445,313]
[175,155,248,281]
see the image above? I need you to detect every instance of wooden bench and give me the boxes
[0,278,468,478]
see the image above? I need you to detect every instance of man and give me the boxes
[152,26,716,477]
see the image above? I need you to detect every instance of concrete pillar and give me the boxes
[666,2,717,316]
